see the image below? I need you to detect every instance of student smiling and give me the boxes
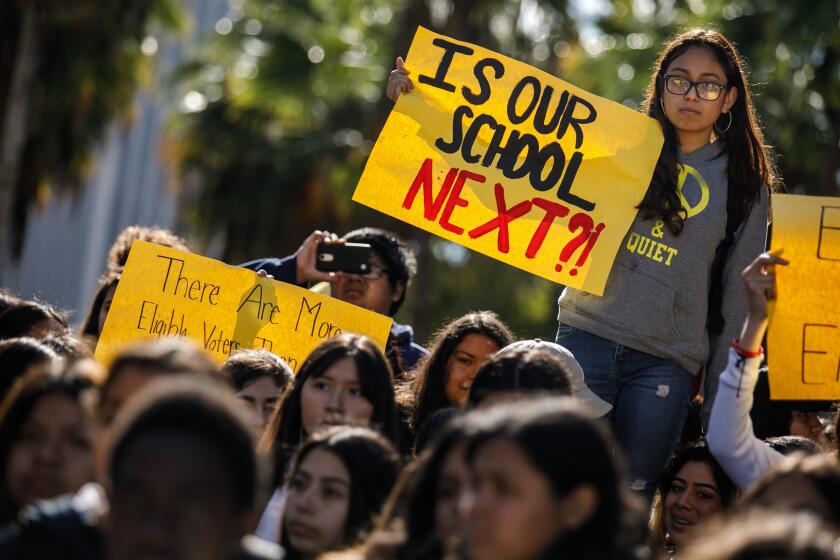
[410,311,513,437]
[649,440,736,557]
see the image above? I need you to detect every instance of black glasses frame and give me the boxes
[663,74,728,101]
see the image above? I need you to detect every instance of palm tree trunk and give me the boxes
[0,2,43,260]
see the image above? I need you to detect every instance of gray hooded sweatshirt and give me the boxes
[557,140,769,384]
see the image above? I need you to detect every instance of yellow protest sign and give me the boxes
[94,241,393,370]
[768,193,840,399]
[352,26,663,295]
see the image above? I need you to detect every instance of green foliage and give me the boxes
[167,0,840,344]
[168,0,579,342]
[565,0,840,195]
[167,0,399,262]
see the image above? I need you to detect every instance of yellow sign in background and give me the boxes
[353,26,663,295]
[768,193,840,399]
[95,241,393,370]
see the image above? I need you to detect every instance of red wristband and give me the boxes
[732,339,763,358]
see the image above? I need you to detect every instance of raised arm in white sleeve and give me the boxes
[707,347,784,491]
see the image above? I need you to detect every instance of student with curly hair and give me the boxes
[410,311,512,436]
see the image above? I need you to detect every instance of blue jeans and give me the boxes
[556,323,693,503]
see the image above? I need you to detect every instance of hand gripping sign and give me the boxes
[352,27,663,295]
[768,194,840,399]
[95,241,393,371]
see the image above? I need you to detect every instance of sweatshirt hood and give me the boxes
[680,139,725,163]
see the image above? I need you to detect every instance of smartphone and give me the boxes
[316,243,374,274]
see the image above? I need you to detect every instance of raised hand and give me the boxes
[738,251,788,351]
[386,56,414,102]
[295,230,342,284]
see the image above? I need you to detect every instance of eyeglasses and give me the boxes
[358,266,389,280]
[663,75,728,101]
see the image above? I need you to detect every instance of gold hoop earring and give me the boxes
[717,111,733,134]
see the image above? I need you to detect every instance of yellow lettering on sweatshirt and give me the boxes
[626,232,679,266]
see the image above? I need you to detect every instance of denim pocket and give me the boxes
[555,323,577,339]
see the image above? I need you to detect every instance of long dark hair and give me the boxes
[640,28,777,235]
[80,272,120,338]
[411,311,513,432]
[0,368,98,524]
[281,426,401,560]
[260,334,399,487]
[370,414,472,560]
[649,439,737,556]
[465,397,624,560]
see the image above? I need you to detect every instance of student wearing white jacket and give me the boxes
[707,251,789,491]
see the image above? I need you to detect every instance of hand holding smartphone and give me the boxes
[315,242,374,275]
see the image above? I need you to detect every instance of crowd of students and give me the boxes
[0,25,837,560]
[0,224,837,560]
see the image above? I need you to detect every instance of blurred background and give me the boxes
[1,0,838,345]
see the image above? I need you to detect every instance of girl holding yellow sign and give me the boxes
[388,28,777,502]
[557,30,776,504]
[554,30,775,502]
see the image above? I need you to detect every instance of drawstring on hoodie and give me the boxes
[735,355,746,398]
